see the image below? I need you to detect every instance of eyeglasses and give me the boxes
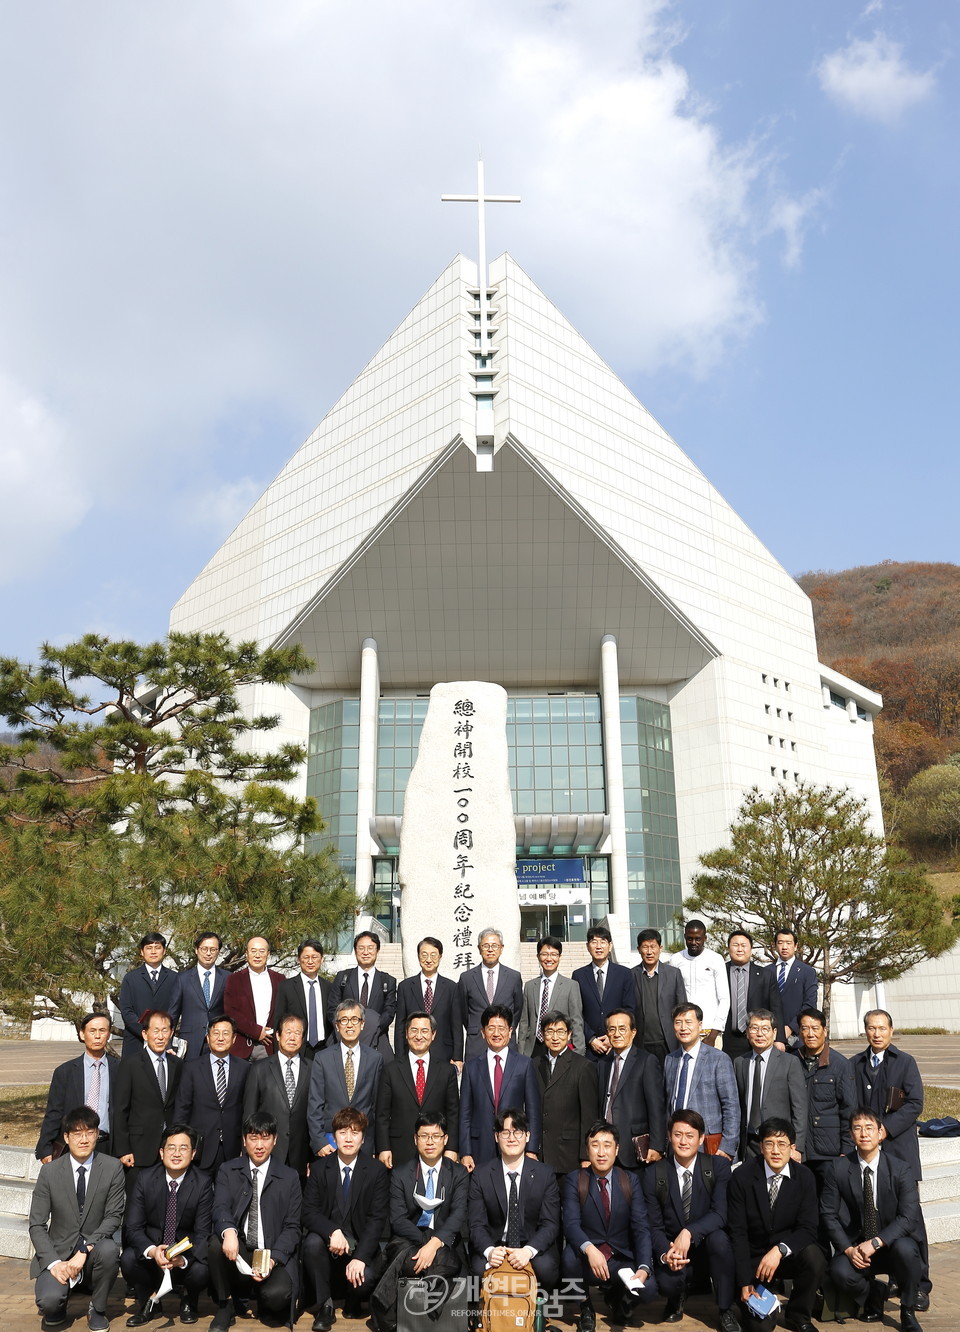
[497,1129,527,1140]
[415,1131,446,1142]
[337,1017,363,1026]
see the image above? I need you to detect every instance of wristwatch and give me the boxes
[870,1237,882,1250]
[777,1243,789,1257]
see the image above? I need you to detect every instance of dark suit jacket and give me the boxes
[726,1157,819,1287]
[850,1044,923,1180]
[776,958,818,1037]
[212,1153,302,1270]
[29,1151,127,1276]
[113,1047,183,1167]
[632,964,687,1053]
[118,964,184,1059]
[36,1053,120,1159]
[562,1166,652,1272]
[734,1046,808,1156]
[242,1053,311,1174]
[123,1161,214,1264]
[458,964,524,1061]
[459,1049,541,1162]
[821,1149,922,1253]
[468,1158,560,1257]
[517,973,586,1056]
[375,1054,460,1164]
[173,1053,249,1170]
[395,974,463,1065]
[723,961,785,1051]
[389,1157,469,1249]
[301,1151,390,1265]
[642,1153,730,1257]
[533,1049,598,1174]
[177,965,227,1060]
[307,1043,383,1155]
[572,962,636,1061]
[223,966,284,1059]
[599,1045,666,1166]
[328,967,397,1058]
[273,974,333,1058]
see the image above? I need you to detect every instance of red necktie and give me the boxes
[598,1175,610,1221]
[493,1054,503,1107]
[415,1058,425,1104]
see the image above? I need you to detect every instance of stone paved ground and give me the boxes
[0,1246,958,1331]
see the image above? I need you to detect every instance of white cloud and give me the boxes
[767,187,828,269]
[181,477,264,537]
[818,33,936,123]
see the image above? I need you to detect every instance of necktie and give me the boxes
[486,968,495,1002]
[418,1166,435,1227]
[156,1055,167,1100]
[681,1169,692,1221]
[203,970,212,1007]
[424,979,434,1013]
[163,1179,179,1246]
[493,1054,503,1107]
[674,1052,691,1111]
[768,1173,782,1208]
[247,1167,259,1246]
[862,1166,880,1239]
[536,978,550,1043]
[749,1053,763,1130]
[285,1058,296,1107]
[86,1059,101,1114]
[345,1049,355,1100]
[598,1175,611,1222]
[342,1165,352,1200]
[606,1054,621,1117]
[777,961,786,993]
[360,973,370,1008]
[215,1058,227,1108]
[150,969,159,987]
[871,1052,880,1070]
[76,1164,86,1211]
[506,1172,522,1247]
[735,968,747,1033]
[415,1058,426,1104]
[595,968,605,1001]
[308,980,318,1046]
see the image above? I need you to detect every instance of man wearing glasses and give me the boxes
[308,1002,384,1158]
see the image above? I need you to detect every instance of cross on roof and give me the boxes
[442,159,520,292]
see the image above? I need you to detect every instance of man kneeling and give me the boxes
[561,1119,657,1330]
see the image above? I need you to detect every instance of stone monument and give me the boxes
[398,681,520,976]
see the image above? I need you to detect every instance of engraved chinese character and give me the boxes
[453,854,473,877]
[453,883,475,900]
[454,720,473,737]
[453,904,473,922]
[452,763,474,780]
[453,741,473,759]
[453,928,473,948]
[453,830,474,850]
[453,700,475,716]
[453,953,473,970]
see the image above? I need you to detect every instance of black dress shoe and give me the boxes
[314,1301,335,1332]
[783,1320,817,1332]
[578,1302,596,1332]
[900,1312,923,1332]
[180,1297,199,1325]
[210,1305,235,1332]
[126,1302,157,1328]
[664,1292,685,1322]
[41,1320,69,1332]
[342,1297,363,1320]
[718,1311,741,1332]
[915,1292,930,1312]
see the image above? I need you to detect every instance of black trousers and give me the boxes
[208,1239,293,1319]
[655,1229,735,1311]
[302,1230,385,1308]
[372,1238,464,1331]
[830,1238,922,1311]
[120,1245,209,1305]
[738,1244,825,1332]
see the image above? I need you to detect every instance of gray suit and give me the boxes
[516,973,585,1056]
[663,1041,740,1158]
[632,963,687,1054]
[735,1045,808,1157]
[458,964,523,1060]
[307,1042,383,1156]
[29,1152,125,1319]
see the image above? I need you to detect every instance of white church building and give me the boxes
[169,228,886,992]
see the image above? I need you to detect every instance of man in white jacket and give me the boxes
[667,921,729,1047]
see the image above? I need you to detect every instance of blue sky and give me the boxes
[0,0,955,662]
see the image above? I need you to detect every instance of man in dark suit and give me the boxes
[174,1014,250,1176]
[822,1108,926,1332]
[208,1110,302,1331]
[394,936,464,1067]
[533,1010,597,1175]
[632,928,686,1064]
[773,929,818,1047]
[28,1106,126,1332]
[242,1013,312,1177]
[459,1004,541,1168]
[726,1117,825,1332]
[36,1012,119,1162]
[118,933,183,1060]
[308,1002,383,1158]
[561,1118,657,1329]
[458,928,523,1061]
[517,936,585,1057]
[467,1109,560,1293]
[302,1107,390,1329]
[177,931,227,1061]
[327,930,397,1061]
[120,1122,213,1326]
[724,931,784,1060]
[573,926,636,1063]
[223,936,284,1061]
[663,1003,740,1159]
[642,1109,737,1331]
[734,1009,807,1159]
[371,1111,469,1332]
[272,938,332,1060]
[376,1010,459,1168]
[598,1009,665,1169]
[114,1009,183,1186]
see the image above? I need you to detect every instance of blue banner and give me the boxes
[516,858,585,884]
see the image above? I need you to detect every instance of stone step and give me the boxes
[919,1164,960,1203]
[920,1196,960,1243]
[0,1176,33,1219]
[0,1145,40,1183]
[920,1137,960,1168]
[0,1212,31,1261]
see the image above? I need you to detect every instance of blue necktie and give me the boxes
[308,980,318,1046]
[777,961,786,993]
[674,1052,691,1110]
[418,1167,435,1227]
[203,970,212,1007]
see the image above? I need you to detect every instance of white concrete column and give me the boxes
[600,634,629,919]
[354,638,380,900]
